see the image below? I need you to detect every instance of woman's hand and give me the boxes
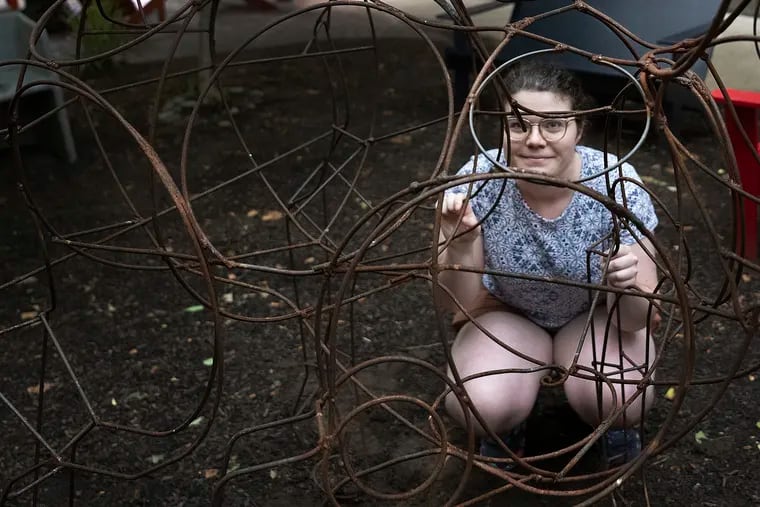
[603,240,658,332]
[604,244,639,289]
[440,193,481,244]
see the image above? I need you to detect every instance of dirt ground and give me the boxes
[2,36,760,506]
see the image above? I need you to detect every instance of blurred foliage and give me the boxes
[68,0,125,73]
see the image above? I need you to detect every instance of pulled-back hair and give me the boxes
[503,60,591,114]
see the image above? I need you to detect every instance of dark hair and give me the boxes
[503,60,591,114]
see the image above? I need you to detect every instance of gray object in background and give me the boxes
[497,0,723,127]
[0,10,77,165]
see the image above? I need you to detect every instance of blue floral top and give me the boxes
[447,145,658,329]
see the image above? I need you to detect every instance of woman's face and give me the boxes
[505,90,582,180]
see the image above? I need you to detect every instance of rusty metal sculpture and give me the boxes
[2,0,760,505]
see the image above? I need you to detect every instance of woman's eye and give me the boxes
[543,120,563,131]
[507,121,525,131]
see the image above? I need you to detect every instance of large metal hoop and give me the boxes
[467,47,651,180]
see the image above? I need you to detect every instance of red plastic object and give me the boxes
[711,88,760,260]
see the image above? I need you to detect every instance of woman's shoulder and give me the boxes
[578,145,641,182]
[447,149,506,196]
[454,149,504,176]
[578,145,617,173]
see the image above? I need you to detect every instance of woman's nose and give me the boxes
[524,124,546,146]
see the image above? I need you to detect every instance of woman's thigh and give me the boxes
[553,306,656,426]
[445,310,553,433]
[450,311,553,375]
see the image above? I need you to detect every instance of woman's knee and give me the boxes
[555,309,657,427]
[445,373,540,434]
[563,376,653,427]
[445,311,551,434]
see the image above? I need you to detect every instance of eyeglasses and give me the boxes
[506,116,574,142]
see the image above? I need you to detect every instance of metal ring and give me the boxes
[467,47,651,180]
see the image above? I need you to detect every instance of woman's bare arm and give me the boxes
[433,193,485,313]
[604,238,659,332]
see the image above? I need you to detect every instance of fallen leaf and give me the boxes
[147,454,164,464]
[125,391,148,402]
[203,357,214,367]
[741,274,752,283]
[749,374,757,382]
[261,210,284,222]
[269,301,283,309]
[111,398,118,406]
[184,305,204,313]
[304,257,315,264]
[666,186,677,192]
[756,421,760,430]
[204,468,219,479]
[222,293,234,303]
[246,209,259,218]
[190,416,205,427]
[20,311,37,321]
[390,134,413,145]
[129,348,138,355]
[664,387,677,400]
[695,430,707,444]
[269,469,278,479]
[26,382,54,395]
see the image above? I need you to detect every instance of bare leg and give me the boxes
[445,311,552,436]
[554,306,656,428]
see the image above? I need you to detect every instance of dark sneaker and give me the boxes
[479,422,527,469]
[603,428,642,467]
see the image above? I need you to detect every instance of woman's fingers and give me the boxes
[443,193,465,215]
[607,266,638,287]
[605,245,639,288]
[442,194,474,223]
[440,193,480,242]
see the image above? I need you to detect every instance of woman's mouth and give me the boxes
[519,156,552,165]
[511,155,555,174]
